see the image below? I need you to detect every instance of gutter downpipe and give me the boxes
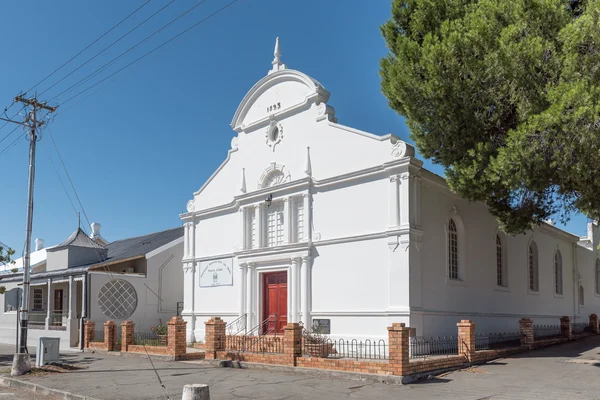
[79,272,88,351]
[572,243,577,321]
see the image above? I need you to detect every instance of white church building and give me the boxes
[180,39,600,342]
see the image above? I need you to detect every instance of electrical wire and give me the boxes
[38,0,176,97]
[61,0,243,106]
[0,106,26,139]
[50,0,211,103]
[47,152,79,217]
[26,1,153,95]
[0,126,24,156]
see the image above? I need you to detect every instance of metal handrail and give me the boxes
[226,313,248,336]
[239,314,278,353]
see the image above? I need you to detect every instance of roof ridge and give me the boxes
[106,226,183,245]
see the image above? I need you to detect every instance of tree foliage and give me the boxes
[381,0,600,234]
[0,245,15,267]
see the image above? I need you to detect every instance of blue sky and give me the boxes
[0,0,589,255]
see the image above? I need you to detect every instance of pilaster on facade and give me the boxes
[300,256,312,329]
[302,192,312,243]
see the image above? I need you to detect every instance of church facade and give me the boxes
[180,39,600,342]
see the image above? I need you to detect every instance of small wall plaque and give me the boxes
[312,319,330,334]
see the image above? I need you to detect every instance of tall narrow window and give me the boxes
[265,202,284,247]
[554,250,563,295]
[244,209,256,250]
[295,197,304,242]
[33,288,43,310]
[579,285,584,306]
[596,259,600,295]
[528,242,539,292]
[448,219,459,280]
[496,235,504,286]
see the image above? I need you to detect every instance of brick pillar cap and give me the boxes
[457,320,475,326]
[205,317,225,325]
[387,322,406,331]
[104,320,116,326]
[85,320,95,326]
[122,320,134,326]
[284,323,300,329]
[590,314,598,318]
[560,316,571,320]
[519,318,533,323]
[168,316,185,325]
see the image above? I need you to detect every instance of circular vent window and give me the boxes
[98,279,138,320]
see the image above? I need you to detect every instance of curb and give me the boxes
[0,376,102,400]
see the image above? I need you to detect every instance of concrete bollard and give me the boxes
[182,384,210,400]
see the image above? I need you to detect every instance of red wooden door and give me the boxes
[54,289,63,326]
[262,272,287,334]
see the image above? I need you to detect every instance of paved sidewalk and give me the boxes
[1,337,600,399]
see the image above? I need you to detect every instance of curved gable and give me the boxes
[230,69,330,133]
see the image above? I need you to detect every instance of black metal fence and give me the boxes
[572,322,589,335]
[115,324,122,346]
[475,332,521,350]
[303,338,388,360]
[134,331,168,347]
[237,335,285,353]
[226,314,247,336]
[409,336,459,359]
[533,325,562,340]
[92,329,104,343]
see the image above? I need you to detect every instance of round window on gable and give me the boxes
[270,126,279,142]
[265,122,283,151]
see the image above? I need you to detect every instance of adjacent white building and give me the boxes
[178,38,600,342]
[0,225,184,349]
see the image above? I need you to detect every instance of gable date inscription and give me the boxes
[267,103,281,113]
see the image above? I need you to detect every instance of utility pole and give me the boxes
[10,95,56,375]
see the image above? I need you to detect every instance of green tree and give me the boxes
[380,0,600,234]
[0,244,15,270]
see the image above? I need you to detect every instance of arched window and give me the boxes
[554,250,563,295]
[496,235,504,286]
[596,259,600,295]
[528,241,539,292]
[579,285,584,306]
[448,219,459,280]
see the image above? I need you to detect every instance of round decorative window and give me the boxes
[265,121,283,151]
[270,126,279,142]
[98,279,138,320]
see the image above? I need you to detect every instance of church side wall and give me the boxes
[414,178,582,337]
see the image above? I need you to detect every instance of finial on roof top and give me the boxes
[268,37,286,75]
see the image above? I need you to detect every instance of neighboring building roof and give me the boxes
[82,226,184,269]
[0,248,48,273]
[50,228,106,250]
[0,226,184,283]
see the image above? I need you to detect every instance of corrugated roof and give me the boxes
[52,228,106,250]
[0,227,184,284]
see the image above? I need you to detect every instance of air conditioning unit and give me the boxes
[122,267,134,274]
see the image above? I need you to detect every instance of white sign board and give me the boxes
[199,258,233,287]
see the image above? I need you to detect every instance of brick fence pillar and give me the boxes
[168,316,187,358]
[560,316,572,340]
[519,318,533,346]
[388,323,410,376]
[589,314,599,334]
[121,320,135,352]
[284,323,302,366]
[457,320,476,362]
[204,317,226,360]
[84,320,95,348]
[104,321,116,351]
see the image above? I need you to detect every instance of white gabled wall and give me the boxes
[413,172,597,337]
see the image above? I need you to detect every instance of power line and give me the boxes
[51,0,211,103]
[39,0,176,97]
[0,106,26,137]
[46,151,79,217]
[26,0,153,95]
[61,0,244,106]
[0,126,24,156]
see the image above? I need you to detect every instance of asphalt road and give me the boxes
[1,337,600,399]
